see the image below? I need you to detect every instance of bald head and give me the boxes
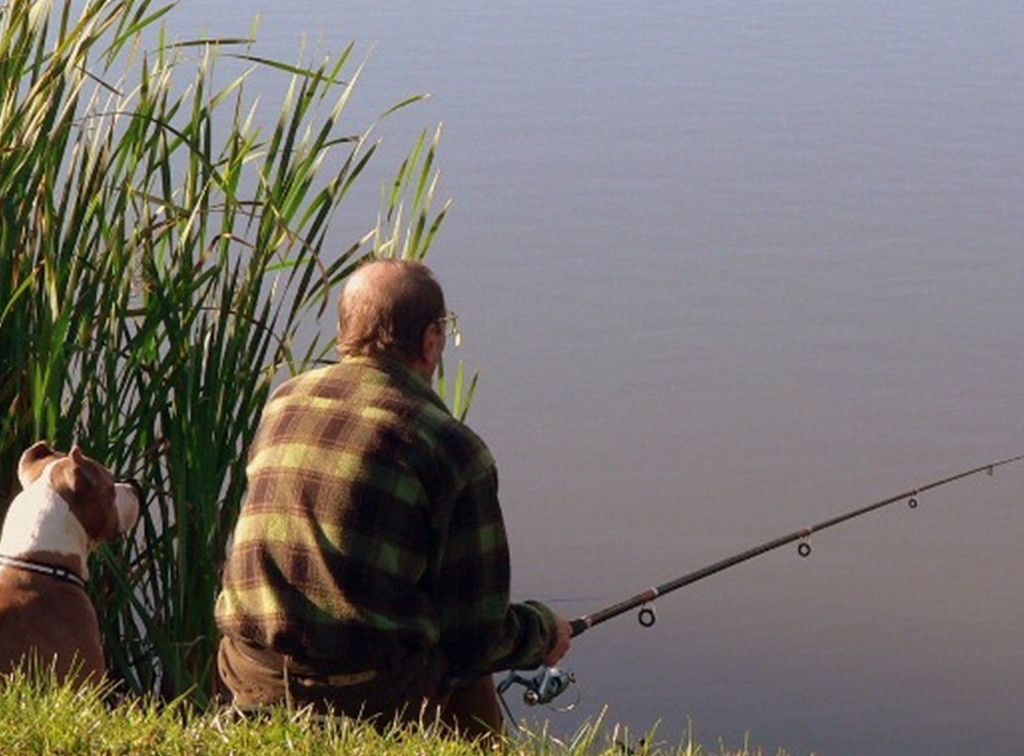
[338,259,446,363]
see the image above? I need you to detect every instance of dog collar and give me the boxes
[0,554,86,590]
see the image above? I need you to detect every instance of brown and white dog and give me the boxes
[0,441,140,684]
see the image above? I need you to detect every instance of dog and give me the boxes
[0,441,140,685]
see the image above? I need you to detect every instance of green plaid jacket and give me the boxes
[215,356,557,674]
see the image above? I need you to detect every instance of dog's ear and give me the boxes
[49,446,122,544]
[69,445,88,469]
[18,441,61,488]
[59,446,107,495]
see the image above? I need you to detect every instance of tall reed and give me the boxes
[1,0,453,704]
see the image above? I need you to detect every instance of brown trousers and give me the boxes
[218,636,503,741]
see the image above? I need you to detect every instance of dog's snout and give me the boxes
[114,479,142,533]
[119,478,143,503]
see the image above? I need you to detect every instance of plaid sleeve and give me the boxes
[434,456,557,672]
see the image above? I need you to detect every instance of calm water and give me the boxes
[167,3,1024,753]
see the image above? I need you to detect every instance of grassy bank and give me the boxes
[0,673,794,756]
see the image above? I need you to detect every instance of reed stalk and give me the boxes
[1,0,455,704]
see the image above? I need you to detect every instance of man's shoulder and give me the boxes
[269,362,362,399]
[420,408,495,474]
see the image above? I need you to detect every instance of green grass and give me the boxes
[0,673,795,756]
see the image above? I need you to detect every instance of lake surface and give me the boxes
[166,2,1024,753]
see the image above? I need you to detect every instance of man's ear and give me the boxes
[422,322,445,366]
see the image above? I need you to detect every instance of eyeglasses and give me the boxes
[436,311,461,347]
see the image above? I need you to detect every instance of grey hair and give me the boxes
[337,259,446,359]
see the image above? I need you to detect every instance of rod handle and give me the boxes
[569,617,589,637]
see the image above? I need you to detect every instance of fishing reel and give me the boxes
[497,666,577,707]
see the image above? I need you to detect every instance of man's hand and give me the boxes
[544,614,573,665]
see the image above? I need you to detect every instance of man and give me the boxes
[215,258,571,738]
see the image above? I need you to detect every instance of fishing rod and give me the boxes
[499,452,1024,709]
[568,452,1024,637]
